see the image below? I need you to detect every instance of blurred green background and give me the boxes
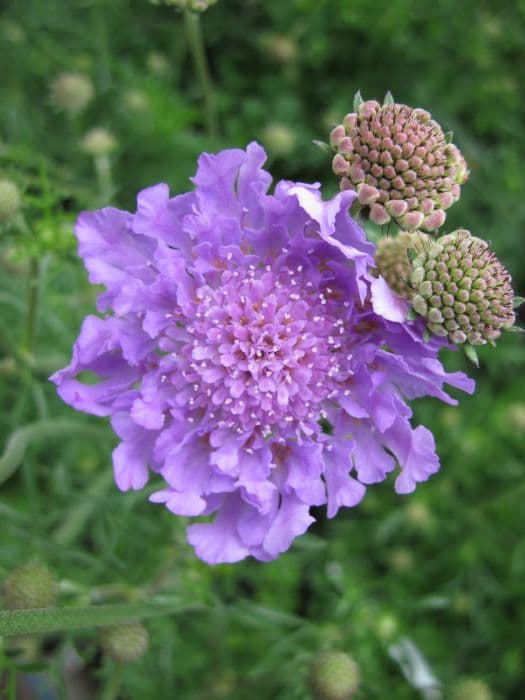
[1,1,524,698]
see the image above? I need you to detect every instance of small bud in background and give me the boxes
[260,33,298,65]
[3,563,57,610]
[146,51,170,76]
[150,0,218,12]
[329,92,468,232]
[262,123,297,157]
[0,179,21,222]
[50,72,94,114]
[309,651,360,700]
[123,89,149,113]
[404,501,433,531]
[100,623,149,663]
[452,678,492,700]
[80,128,118,157]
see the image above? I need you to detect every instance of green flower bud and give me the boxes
[50,72,94,114]
[0,179,21,222]
[452,678,492,700]
[100,623,149,663]
[309,651,360,700]
[3,563,57,610]
[329,92,467,232]
[80,128,118,157]
[150,0,217,11]
[376,229,517,347]
[261,123,296,157]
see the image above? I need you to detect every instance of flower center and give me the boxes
[176,265,347,438]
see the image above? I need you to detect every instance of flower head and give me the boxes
[376,229,516,346]
[0,179,21,222]
[52,144,473,563]
[330,93,468,232]
[50,72,94,114]
[3,563,57,610]
[309,651,360,700]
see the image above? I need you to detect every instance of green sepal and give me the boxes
[353,90,364,112]
[383,90,394,105]
[445,130,454,144]
[512,296,525,308]
[464,344,479,367]
[506,325,524,333]
[407,308,418,321]
[312,139,333,155]
[423,328,432,342]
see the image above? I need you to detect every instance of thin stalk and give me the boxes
[24,258,40,354]
[94,154,114,203]
[0,600,205,637]
[99,664,124,700]
[183,9,218,141]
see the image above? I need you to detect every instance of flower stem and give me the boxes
[99,664,124,700]
[24,257,40,355]
[183,9,218,142]
[0,600,205,637]
[94,154,114,203]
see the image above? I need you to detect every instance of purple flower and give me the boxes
[51,143,474,564]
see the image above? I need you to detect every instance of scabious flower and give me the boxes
[330,93,468,232]
[51,144,474,564]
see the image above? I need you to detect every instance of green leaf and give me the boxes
[512,296,525,308]
[464,344,479,367]
[0,420,108,486]
[407,308,418,321]
[312,139,333,155]
[423,328,432,342]
[353,90,363,112]
[383,90,394,105]
[0,599,205,637]
[506,325,524,333]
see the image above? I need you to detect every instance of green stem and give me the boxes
[99,664,124,700]
[183,9,218,141]
[94,154,114,203]
[0,600,204,637]
[24,258,40,354]
[0,419,108,486]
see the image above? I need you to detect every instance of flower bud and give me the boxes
[100,623,149,663]
[3,563,57,610]
[408,230,515,345]
[0,179,21,222]
[80,128,118,157]
[329,92,467,232]
[309,651,360,700]
[262,123,296,157]
[150,0,217,10]
[452,679,492,700]
[50,72,94,114]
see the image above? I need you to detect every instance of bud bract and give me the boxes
[330,94,468,232]
[100,623,149,663]
[3,563,57,610]
[309,651,360,700]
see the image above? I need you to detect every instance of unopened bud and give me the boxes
[150,0,217,11]
[452,679,492,700]
[262,123,296,157]
[80,128,118,157]
[3,563,57,610]
[0,180,21,222]
[100,623,149,663]
[309,651,360,700]
[50,72,94,114]
[328,92,467,232]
